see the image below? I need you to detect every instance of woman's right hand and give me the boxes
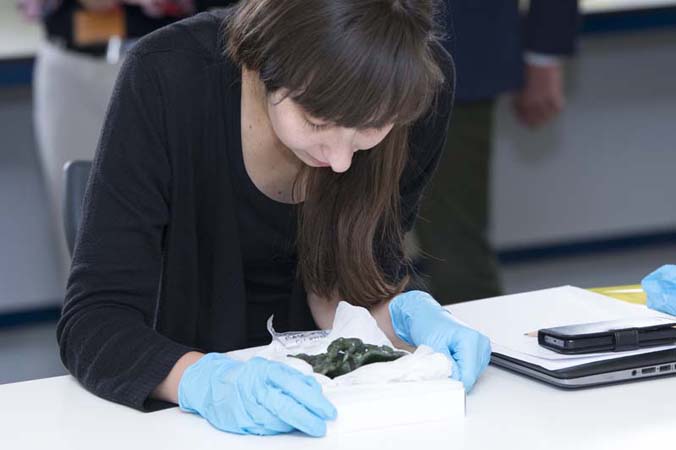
[178,354,337,437]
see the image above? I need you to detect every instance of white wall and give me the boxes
[0,3,42,60]
[1,27,676,313]
[491,28,676,249]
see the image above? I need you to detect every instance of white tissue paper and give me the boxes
[226,301,465,434]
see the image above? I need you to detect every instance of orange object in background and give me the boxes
[73,7,126,47]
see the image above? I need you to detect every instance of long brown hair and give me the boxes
[226,0,448,308]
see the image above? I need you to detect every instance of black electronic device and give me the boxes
[538,318,676,355]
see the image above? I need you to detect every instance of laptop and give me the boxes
[491,348,676,388]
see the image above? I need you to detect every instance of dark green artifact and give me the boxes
[289,337,407,379]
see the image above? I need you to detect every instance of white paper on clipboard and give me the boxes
[446,285,676,371]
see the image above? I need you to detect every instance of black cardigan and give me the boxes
[56,10,454,412]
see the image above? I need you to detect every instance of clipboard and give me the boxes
[446,286,676,388]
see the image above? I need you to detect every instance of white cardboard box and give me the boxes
[227,347,465,434]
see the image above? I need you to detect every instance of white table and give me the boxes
[2,364,675,450]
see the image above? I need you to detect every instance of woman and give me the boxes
[57,0,491,438]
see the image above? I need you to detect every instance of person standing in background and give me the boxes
[18,0,237,290]
[415,0,580,303]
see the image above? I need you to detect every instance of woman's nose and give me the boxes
[323,129,358,173]
[323,144,353,173]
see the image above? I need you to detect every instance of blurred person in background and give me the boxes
[18,0,237,289]
[415,0,580,303]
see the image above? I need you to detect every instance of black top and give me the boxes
[227,101,297,346]
[56,9,454,413]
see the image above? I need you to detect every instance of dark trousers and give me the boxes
[414,99,502,304]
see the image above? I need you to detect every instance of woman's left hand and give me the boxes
[389,291,492,392]
[512,62,565,128]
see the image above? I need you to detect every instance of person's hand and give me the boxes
[513,63,565,128]
[642,264,676,316]
[388,291,491,392]
[178,353,338,437]
[18,0,65,21]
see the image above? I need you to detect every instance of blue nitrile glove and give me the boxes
[178,353,337,437]
[389,290,492,392]
[642,264,676,316]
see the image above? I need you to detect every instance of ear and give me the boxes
[268,88,290,106]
